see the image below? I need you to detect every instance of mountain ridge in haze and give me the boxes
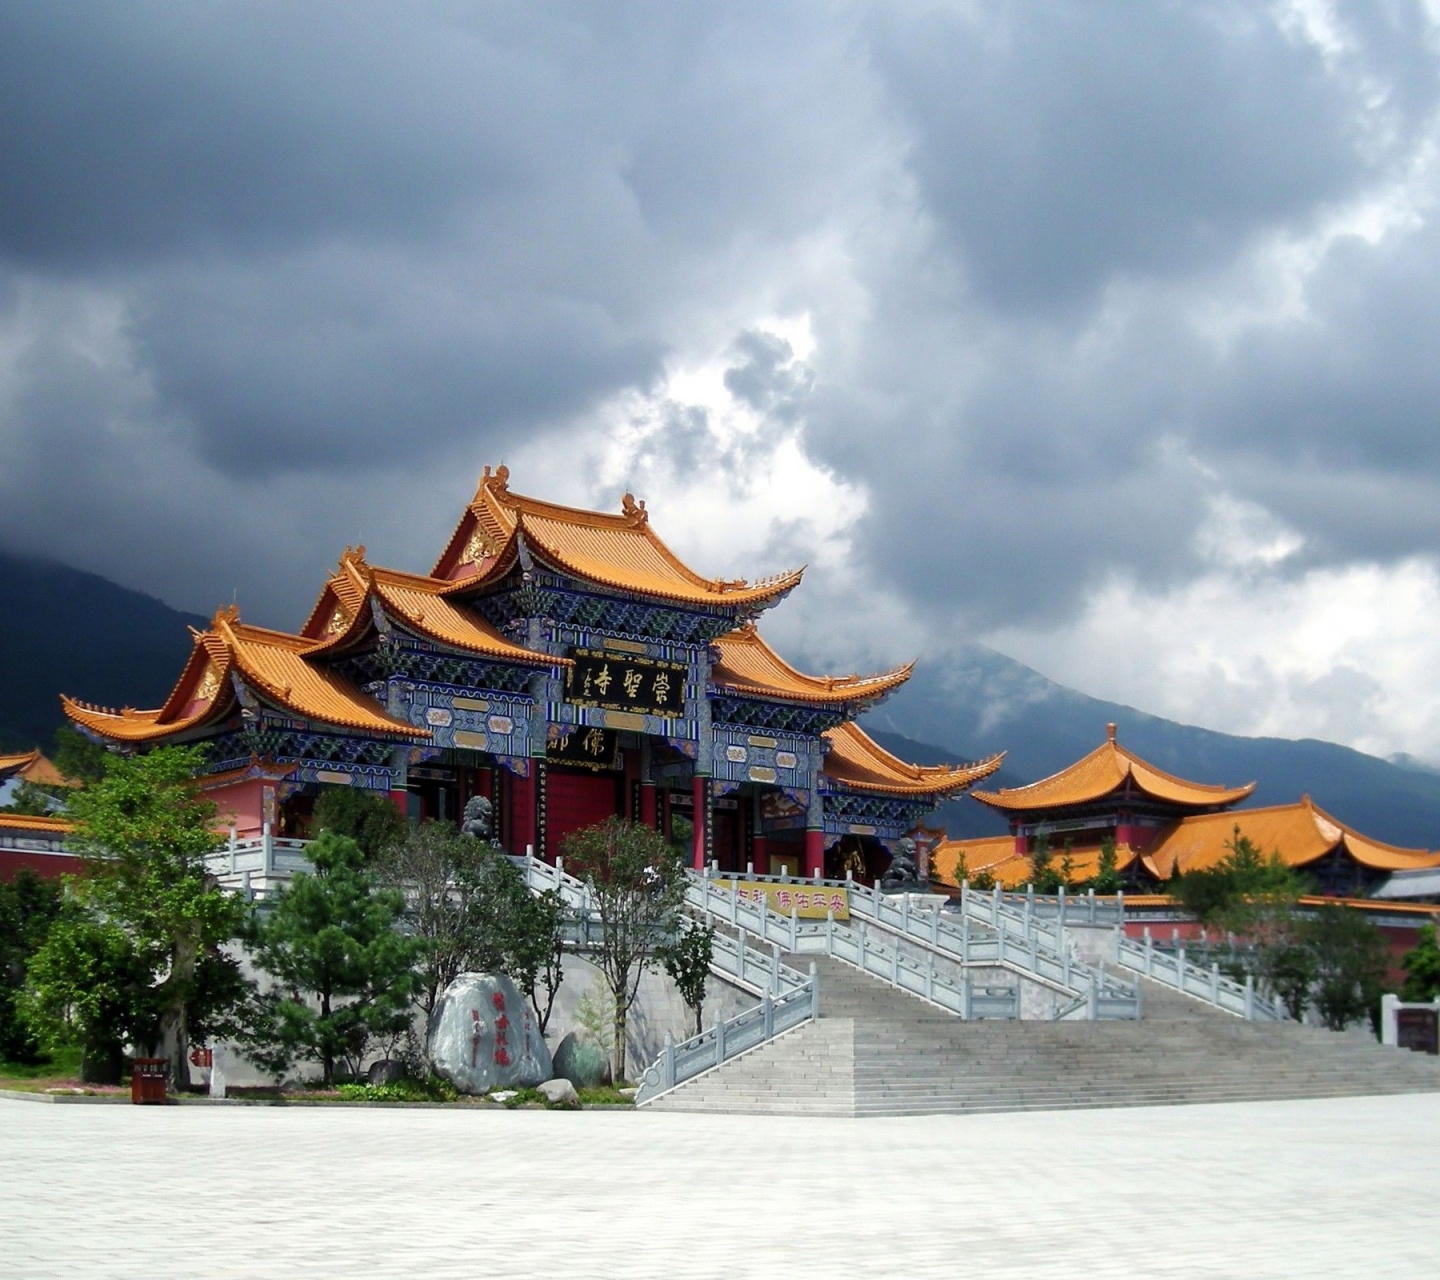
[3,551,1437,851]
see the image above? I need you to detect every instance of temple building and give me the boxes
[0,749,70,808]
[933,724,1440,894]
[63,467,1001,878]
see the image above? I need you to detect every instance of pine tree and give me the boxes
[247,832,422,1085]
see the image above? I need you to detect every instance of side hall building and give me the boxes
[934,723,1440,895]
[63,468,1001,880]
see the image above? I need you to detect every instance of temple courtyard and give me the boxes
[2,1092,1436,1277]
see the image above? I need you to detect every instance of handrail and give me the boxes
[1115,929,1284,1021]
[705,871,1141,1018]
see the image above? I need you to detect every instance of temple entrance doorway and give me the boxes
[547,766,623,858]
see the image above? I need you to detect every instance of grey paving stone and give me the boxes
[0,1093,1436,1278]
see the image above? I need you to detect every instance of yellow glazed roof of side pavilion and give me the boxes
[931,836,1143,891]
[711,624,914,706]
[822,722,1004,797]
[432,466,804,608]
[971,724,1255,813]
[1142,798,1440,878]
[0,749,72,787]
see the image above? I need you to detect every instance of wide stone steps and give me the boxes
[646,957,1440,1116]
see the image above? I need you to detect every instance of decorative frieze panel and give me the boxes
[711,724,816,790]
[711,696,846,736]
[393,681,533,758]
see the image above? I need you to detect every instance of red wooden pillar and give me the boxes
[388,789,409,817]
[751,835,769,875]
[691,775,708,871]
[640,782,658,828]
[511,769,536,857]
[804,828,825,879]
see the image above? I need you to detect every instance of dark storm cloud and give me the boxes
[870,0,1436,313]
[3,0,1440,656]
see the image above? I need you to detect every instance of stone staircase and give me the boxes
[646,956,1440,1117]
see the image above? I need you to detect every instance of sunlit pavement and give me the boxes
[2,1091,1437,1278]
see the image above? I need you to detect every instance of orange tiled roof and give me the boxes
[711,624,912,705]
[932,835,1142,890]
[434,466,803,608]
[972,723,1255,813]
[1141,797,1440,879]
[822,722,1003,797]
[301,547,564,669]
[65,606,426,743]
[0,812,73,834]
[0,750,72,787]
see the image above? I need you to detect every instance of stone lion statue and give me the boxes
[879,836,922,892]
[461,794,493,842]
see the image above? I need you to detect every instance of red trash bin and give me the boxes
[130,1058,169,1105]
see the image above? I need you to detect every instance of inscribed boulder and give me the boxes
[428,973,553,1094]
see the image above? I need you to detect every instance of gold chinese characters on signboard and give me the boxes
[729,880,849,921]
[564,647,688,719]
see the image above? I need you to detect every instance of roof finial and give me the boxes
[621,492,648,525]
[212,602,241,630]
[493,463,510,491]
[1106,722,1117,743]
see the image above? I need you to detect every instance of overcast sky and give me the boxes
[4,2,1440,761]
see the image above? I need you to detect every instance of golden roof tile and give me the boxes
[972,723,1255,813]
[821,722,1004,797]
[65,606,427,743]
[711,624,913,705]
[0,749,72,786]
[434,466,804,607]
[932,836,1142,890]
[1142,796,1440,878]
[300,548,564,669]
[0,812,73,834]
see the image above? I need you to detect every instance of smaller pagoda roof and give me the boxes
[1142,797,1440,879]
[711,624,913,706]
[300,547,565,669]
[0,749,72,787]
[822,722,1003,797]
[65,606,427,744]
[433,466,804,609]
[932,835,1143,891]
[971,723,1255,814]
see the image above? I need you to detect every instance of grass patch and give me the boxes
[576,1085,635,1106]
[0,1045,84,1082]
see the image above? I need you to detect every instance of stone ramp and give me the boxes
[647,958,1440,1117]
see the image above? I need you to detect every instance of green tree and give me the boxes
[312,786,407,861]
[657,919,715,1038]
[50,726,109,785]
[376,822,568,1030]
[247,832,422,1085]
[1027,832,1064,894]
[507,887,568,1034]
[61,746,249,1088]
[562,817,687,1081]
[20,901,160,1082]
[969,868,997,892]
[0,780,58,816]
[1401,924,1440,1001]
[948,852,969,890]
[0,870,63,1063]
[1173,829,1303,926]
[1091,837,1123,894]
[1305,905,1389,1032]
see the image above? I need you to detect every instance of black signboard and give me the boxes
[564,647,687,719]
[547,725,621,772]
[1397,1007,1439,1055]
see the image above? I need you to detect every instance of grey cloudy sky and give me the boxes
[4,1,1440,760]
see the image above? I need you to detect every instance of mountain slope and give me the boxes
[0,552,205,751]
[862,645,1440,850]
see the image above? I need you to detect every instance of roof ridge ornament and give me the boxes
[212,603,241,630]
[621,492,648,526]
[1107,722,1117,743]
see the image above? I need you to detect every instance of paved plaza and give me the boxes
[3,1091,1438,1278]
